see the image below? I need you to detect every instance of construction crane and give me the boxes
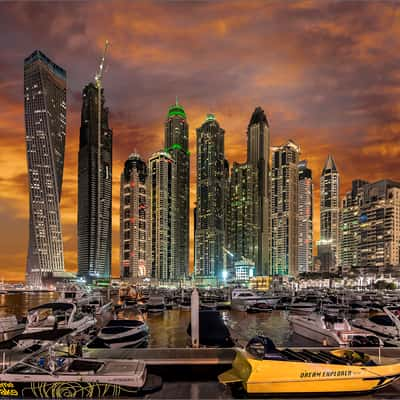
[94,40,110,279]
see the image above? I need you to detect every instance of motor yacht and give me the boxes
[88,319,149,349]
[219,335,400,396]
[289,313,382,347]
[146,296,165,313]
[230,289,266,311]
[288,297,317,314]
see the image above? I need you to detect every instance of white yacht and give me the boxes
[146,296,166,313]
[289,313,382,347]
[352,307,400,342]
[288,297,317,314]
[230,289,266,311]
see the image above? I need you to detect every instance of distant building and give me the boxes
[24,50,66,287]
[319,155,340,272]
[229,162,258,268]
[247,107,270,276]
[358,180,400,269]
[271,140,300,276]
[77,81,113,282]
[195,114,226,281]
[340,180,369,270]
[297,160,313,273]
[120,153,149,280]
[164,100,190,279]
[148,152,177,281]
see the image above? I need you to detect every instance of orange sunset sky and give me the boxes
[0,1,399,281]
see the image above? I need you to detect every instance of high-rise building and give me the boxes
[340,180,368,271]
[229,162,258,267]
[246,107,270,276]
[271,140,300,276]
[297,160,313,273]
[358,180,400,269]
[164,100,190,279]
[77,82,113,282]
[120,153,149,280]
[24,50,66,287]
[319,155,340,271]
[195,114,226,281]
[148,151,177,281]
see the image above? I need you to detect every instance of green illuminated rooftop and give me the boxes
[205,113,216,122]
[167,98,186,119]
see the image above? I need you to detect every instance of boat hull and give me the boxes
[219,350,400,395]
[0,374,162,398]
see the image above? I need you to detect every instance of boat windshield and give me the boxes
[370,315,395,326]
[7,362,48,375]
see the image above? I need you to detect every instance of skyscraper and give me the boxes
[24,50,66,287]
[246,107,270,276]
[297,160,313,273]
[358,180,400,269]
[195,114,226,281]
[229,163,258,267]
[271,140,300,276]
[319,155,340,271]
[120,153,149,280]
[164,100,189,279]
[340,180,368,271]
[148,151,177,281]
[78,82,113,282]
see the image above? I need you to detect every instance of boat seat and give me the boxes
[318,351,351,365]
[300,350,331,364]
[280,349,308,362]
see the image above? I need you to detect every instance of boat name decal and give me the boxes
[300,370,352,378]
[0,382,18,397]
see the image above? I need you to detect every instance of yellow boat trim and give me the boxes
[218,368,242,384]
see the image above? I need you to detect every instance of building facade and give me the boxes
[148,151,177,281]
[340,180,368,271]
[297,160,313,273]
[246,107,270,276]
[270,140,300,276]
[24,50,66,287]
[120,153,149,280]
[195,114,226,281]
[358,180,400,269]
[229,162,258,268]
[164,101,190,279]
[319,155,340,271]
[77,82,113,282]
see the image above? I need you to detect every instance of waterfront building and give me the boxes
[319,155,340,272]
[270,140,300,276]
[148,151,177,281]
[120,153,149,280]
[246,107,270,276]
[358,180,400,269]
[24,50,66,287]
[195,114,226,281]
[340,180,368,271]
[297,160,313,273]
[77,82,113,282]
[229,162,258,269]
[164,100,190,279]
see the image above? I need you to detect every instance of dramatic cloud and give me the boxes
[0,0,399,280]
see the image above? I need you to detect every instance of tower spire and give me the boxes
[176,96,178,106]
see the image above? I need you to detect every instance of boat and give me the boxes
[352,307,400,341]
[146,296,165,313]
[288,297,317,314]
[179,297,191,311]
[246,302,273,313]
[0,315,25,342]
[289,313,382,347]
[219,335,400,396]
[187,310,235,348]
[88,319,149,349]
[230,289,266,311]
[0,344,162,398]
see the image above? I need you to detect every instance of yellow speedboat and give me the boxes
[219,336,400,396]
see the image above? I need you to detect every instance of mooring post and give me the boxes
[191,287,199,348]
